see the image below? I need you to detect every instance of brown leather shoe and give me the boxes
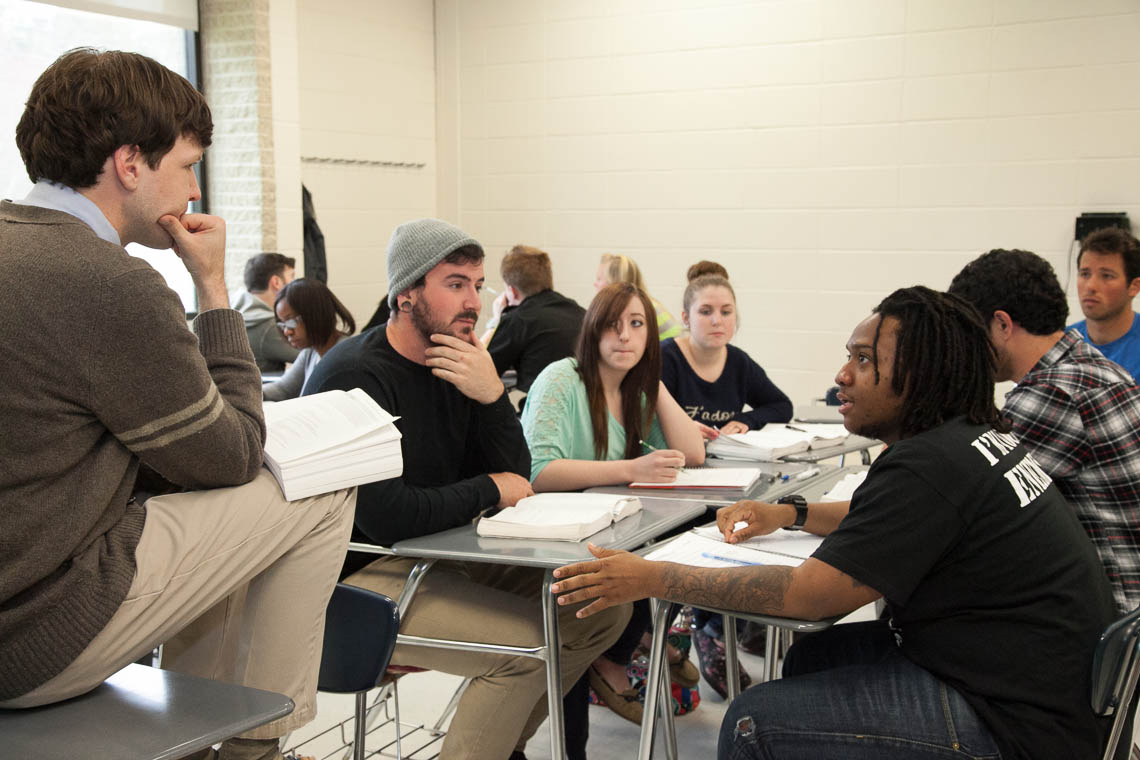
[587,664,643,724]
[668,655,700,688]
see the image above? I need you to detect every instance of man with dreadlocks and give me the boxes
[549,286,1116,760]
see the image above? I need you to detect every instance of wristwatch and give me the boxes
[777,494,808,531]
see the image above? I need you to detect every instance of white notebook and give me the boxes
[629,467,761,490]
[476,493,642,541]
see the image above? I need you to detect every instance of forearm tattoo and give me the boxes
[658,564,793,615]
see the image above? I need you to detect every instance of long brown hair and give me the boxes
[576,283,661,460]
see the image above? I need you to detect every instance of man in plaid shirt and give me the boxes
[950,248,1140,614]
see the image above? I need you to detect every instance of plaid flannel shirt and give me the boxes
[1005,330,1140,613]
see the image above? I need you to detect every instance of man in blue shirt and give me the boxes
[1069,228,1140,380]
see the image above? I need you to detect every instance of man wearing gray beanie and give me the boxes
[305,218,628,760]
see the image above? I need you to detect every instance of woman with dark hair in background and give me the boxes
[263,278,356,401]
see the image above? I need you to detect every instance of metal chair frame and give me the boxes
[1092,606,1140,760]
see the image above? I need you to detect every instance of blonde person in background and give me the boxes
[263,278,356,402]
[521,282,704,733]
[594,252,682,340]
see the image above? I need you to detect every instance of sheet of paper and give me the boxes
[821,471,868,502]
[691,524,823,560]
[644,532,803,568]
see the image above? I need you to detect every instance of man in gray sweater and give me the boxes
[0,49,355,760]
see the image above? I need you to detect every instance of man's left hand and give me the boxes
[551,544,657,618]
[426,332,505,404]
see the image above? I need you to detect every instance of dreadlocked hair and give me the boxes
[872,286,1010,439]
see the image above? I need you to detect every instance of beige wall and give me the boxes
[276,0,1140,402]
[297,0,437,323]
[433,0,1140,402]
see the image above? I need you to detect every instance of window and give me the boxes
[0,0,201,311]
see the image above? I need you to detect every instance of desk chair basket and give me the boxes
[1092,606,1140,760]
[318,583,400,760]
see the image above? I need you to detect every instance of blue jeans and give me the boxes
[718,620,1002,760]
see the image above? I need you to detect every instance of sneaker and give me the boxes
[692,626,751,699]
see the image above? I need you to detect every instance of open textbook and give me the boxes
[707,423,848,461]
[629,467,761,490]
[477,493,642,541]
[263,388,403,501]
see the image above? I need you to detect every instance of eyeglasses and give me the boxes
[276,317,302,331]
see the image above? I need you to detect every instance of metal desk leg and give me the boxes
[542,571,566,760]
[763,624,781,682]
[657,606,678,760]
[395,558,437,619]
[724,613,741,698]
[637,600,672,760]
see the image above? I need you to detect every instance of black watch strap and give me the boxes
[777,494,808,531]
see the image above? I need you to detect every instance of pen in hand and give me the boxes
[639,439,687,473]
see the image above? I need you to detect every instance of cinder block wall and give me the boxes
[434,0,1140,401]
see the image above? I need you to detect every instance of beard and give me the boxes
[410,298,479,342]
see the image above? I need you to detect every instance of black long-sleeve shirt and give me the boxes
[487,289,585,393]
[660,338,792,429]
[305,326,530,552]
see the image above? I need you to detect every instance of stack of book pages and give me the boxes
[707,423,848,461]
[477,493,642,541]
[263,388,403,500]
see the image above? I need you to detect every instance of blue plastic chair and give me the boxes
[1091,605,1140,760]
[317,583,400,760]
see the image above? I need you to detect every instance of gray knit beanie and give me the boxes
[386,218,483,309]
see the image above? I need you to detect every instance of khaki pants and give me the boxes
[1,470,356,740]
[347,557,629,760]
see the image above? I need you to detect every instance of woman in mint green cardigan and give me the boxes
[522,282,704,489]
[521,282,704,730]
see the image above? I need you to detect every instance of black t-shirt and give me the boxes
[487,289,585,393]
[660,338,792,429]
[304,325,531,553]
[814,416,1115,760]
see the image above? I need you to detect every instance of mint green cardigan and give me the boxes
[521,358,666,483]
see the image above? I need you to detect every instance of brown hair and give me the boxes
[576,283,661,460]
[1079,227,1140,282]
[244,253,296,292]
[501,245,553,296]
[16,48,213,189]
[275,278,355,348]
[683,274,736,314]
[599,253,647,292]
[686,260,729,281]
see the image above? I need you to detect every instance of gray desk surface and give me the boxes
[780,434,879,464]
[391,497,709,567]
[585,460,833,506]
[778,463,869,501]
[0,664,293,760]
